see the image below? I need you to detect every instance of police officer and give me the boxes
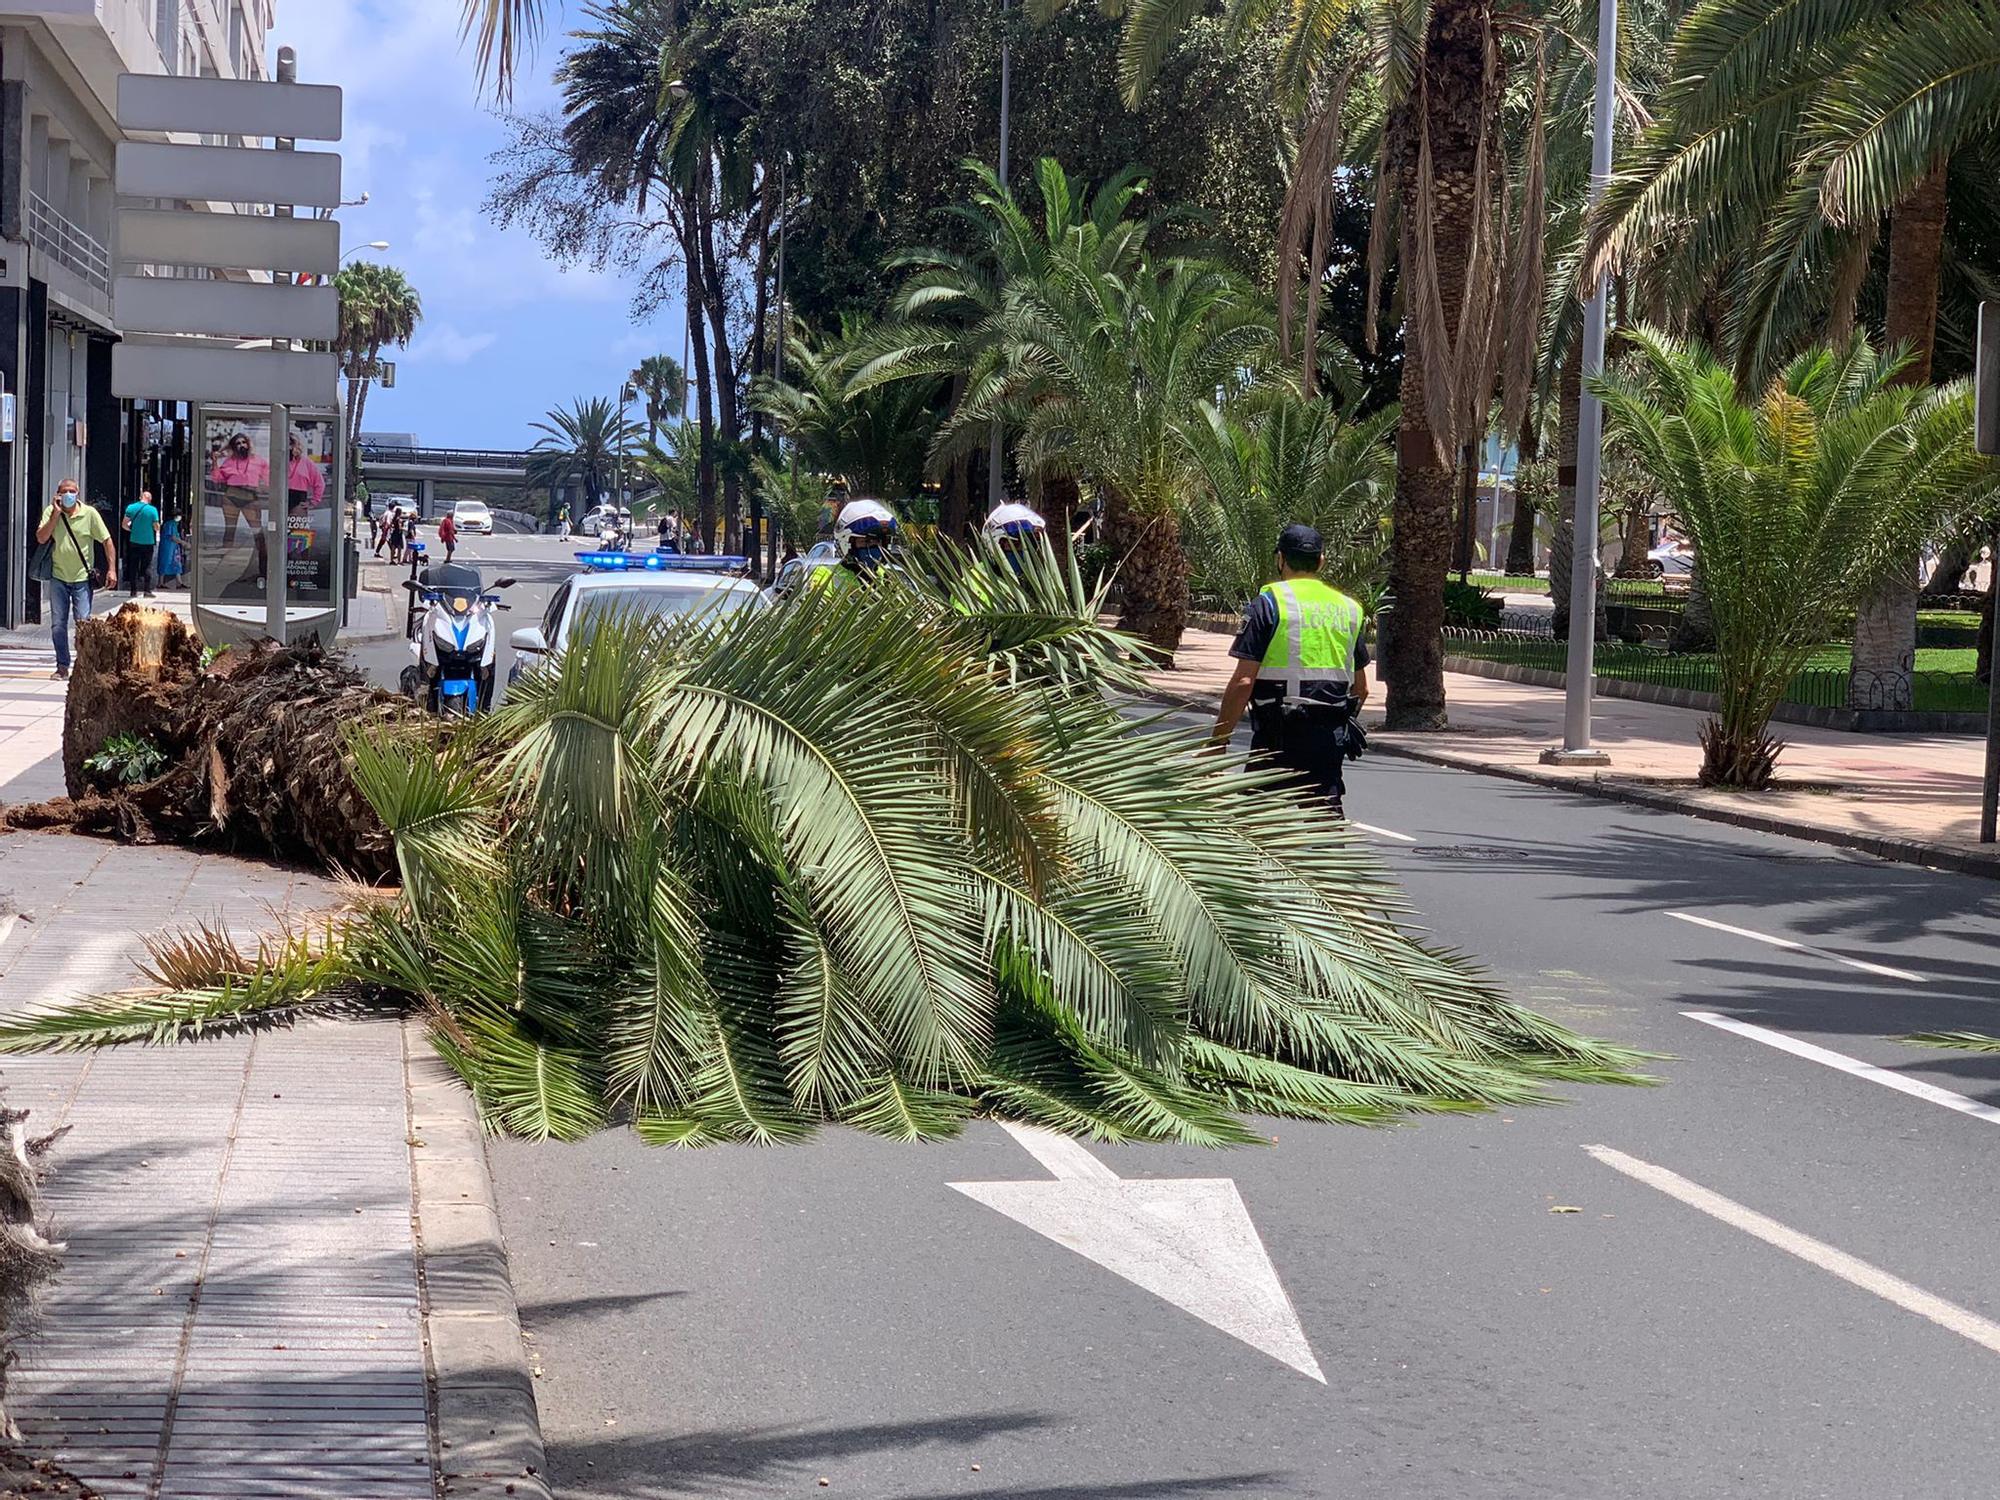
[811,497,900,595]
[1210,523,1370,815]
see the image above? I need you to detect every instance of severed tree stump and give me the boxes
[60,605,201,799]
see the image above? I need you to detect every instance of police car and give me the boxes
[506,550,764,685]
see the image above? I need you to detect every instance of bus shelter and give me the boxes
[189,401,348,649]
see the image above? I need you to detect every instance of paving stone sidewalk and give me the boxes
[1151,625,2000,874]
[0,834,434,1499]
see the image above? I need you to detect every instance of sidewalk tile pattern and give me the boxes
[0,835,433,1499]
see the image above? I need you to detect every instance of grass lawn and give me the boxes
[1445,635,1984,713]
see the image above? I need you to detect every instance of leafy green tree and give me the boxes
[1592,328,1993,787]
[753,318,942,499]
[527,396,641,520]
[1182,389,1397,613]
[0,546,1637,1139]
[862,159,1278,652]
[751,450,833,556]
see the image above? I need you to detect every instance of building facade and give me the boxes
[0,0,276,626]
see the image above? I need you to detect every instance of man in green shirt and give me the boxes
[123,490,161,597]
[35,478,115,680]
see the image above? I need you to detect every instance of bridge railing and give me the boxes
[360,446,535,471]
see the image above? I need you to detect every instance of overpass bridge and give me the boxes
[358,443,550,530]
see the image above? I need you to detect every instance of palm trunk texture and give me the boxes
[1107,486,1189,656]
[1383,0,1491,731]
[1849,160,1948,711]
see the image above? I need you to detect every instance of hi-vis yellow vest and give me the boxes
[1256,578,1363,695]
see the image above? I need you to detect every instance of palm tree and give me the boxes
[331,263,421,496]
[860,159,1276,652]
[527,396,640,521]
[754,317,942,500]
[1592,328,1994,787]
[1182,388,1398,613]
[1582,0,2000,708]
[461,0,542,100]
[0,545,1638,1140]
[629,354,688,447]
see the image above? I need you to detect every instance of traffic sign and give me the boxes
[112,340,337,407]
[117,209,339,276]
[115,277,337,341]
[115,140,342,208]
[117,74,343,141]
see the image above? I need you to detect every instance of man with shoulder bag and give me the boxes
[32,478,116,681]
[1210,524,1370,817]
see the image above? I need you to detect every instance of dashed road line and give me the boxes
[1683,1011,2000,1127]
[1665,910,1926,983]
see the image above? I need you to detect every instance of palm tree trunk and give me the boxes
[1383,0,1493,731]
[688,295,717,551]
[696,178,742,555]
[1548,346,1581,639]
[1106,486,1188,655]
[1849,159,1948,711]
[1501,417,1539,577]
[1923,535,1975,600]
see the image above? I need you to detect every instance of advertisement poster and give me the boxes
[200,414,271,604]
[285,418,336,604]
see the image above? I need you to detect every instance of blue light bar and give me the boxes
[575,551,750,573]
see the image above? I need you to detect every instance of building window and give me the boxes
[155,0,178,73]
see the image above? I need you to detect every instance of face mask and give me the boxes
[57,491,78,508]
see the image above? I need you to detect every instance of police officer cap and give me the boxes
[1277,523,1324,558]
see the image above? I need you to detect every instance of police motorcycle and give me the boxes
[399,543,517,715]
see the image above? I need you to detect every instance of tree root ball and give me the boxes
[29,605,414,880]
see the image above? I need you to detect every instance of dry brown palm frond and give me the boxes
[1364,123,1399,355]
[1500,29,1550,445]
[1278,64,1358,394]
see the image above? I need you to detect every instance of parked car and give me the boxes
[767,541,841,600]
[507,555,764,687]
[1645,538,1694,577]
[452,499,494,536]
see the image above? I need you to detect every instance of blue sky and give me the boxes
[280,1,680,449]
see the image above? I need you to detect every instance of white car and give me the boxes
[507,558,764,685]
[1646,538,1694,577]
[452,500,493,535]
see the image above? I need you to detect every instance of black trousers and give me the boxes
[127,541,155,594]
[1249,699,1348,804]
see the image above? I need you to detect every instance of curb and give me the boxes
[1138,684,2000,881]
[403,1018,553,1500]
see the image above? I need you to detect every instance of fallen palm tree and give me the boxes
[0,545,1642,1142]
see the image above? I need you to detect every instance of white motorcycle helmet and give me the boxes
[981,501,1047,545]
[834,497,899,570]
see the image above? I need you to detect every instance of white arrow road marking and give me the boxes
[949,1122,1326,1383]
[1587,1145,2000,1359]
[1664,911,1926,983]
[1684,1011,2000,1128]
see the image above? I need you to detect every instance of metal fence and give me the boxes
[28,191,109,295]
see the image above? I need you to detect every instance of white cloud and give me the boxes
[405,323,499,365]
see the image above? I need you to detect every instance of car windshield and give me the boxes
[569,585,754,637]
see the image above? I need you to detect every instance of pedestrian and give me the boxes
[123,488,161,597]
[158,510,186,591]
[34,477,115,681]
[437,509,458,562]
[1210,524,1370,817]
[386,510,406,565]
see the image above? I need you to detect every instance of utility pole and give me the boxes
[1543,0,1616,767]
[986,0,1012,514]
[269,44,297,647]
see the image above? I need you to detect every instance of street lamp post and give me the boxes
[615,381,634,523]
[340,241,390,262]
[1542,0,1617,768]
[987,0,1012,513]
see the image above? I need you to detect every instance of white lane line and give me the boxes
[1684,1011,2000,1127]
[0,914,16,951]
[998,1121,1121,1183]
[1587,1144,2000,1358]
[1349,821,1417,844]
[1665,910,1926,983]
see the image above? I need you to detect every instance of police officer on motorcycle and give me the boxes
[1210,524,1370,816]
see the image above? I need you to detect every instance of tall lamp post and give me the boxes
[987,0,1012,513]
[1542,0,1618,768]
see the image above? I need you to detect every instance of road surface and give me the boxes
[355,535,2000,1498]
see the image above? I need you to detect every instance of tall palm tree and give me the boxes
[1582,0,2000,708]
[629,354,688,446]
[1593,328,1994,786]
[527,396,640,521]
[331,263,421,496]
